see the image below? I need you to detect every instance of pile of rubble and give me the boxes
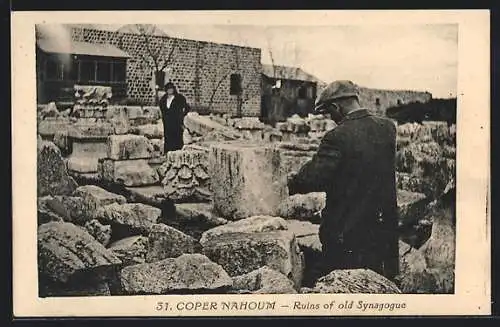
[37,104,456,296]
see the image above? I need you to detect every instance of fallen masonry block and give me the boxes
[169,202,228,239]
[120,253,232,295]
[96,203,161,236]
[208,142,287,219]
[397,189,428,226]
[67,136,109,174]
[37,140,78,197]
[396,240,437,294]
[278,192,326,222]
[200,215,288,245]
[84,219,112,247]
[184,112,233,137]
[130,124,164,139]
[107,134,154,160]
[71,185,126,220]
[108,235,149,267]
[201,230,304,289]
[231,266,297,294]
[161,150,210,202]
[313,269,402,294]
[67,121,114,139]
[146,223,200,262]
[37,196,65,225]
[125,185,167,207]
[99,159,159,187]
[37,118,71,140]
[37,222,121,284]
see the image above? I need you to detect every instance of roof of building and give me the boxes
[262,64,323,83]
[37,39,131,58]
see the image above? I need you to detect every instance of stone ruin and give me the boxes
[37,103,457,296]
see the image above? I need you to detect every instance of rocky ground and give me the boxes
[37,106,456,296]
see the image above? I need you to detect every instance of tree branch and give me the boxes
[159,38,178,71]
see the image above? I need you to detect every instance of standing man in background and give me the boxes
[287,80,399,281]
[159,82,190,155]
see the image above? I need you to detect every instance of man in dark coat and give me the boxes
[287,80,399,280]
[159,82,190,154]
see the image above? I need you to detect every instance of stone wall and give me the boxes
[70,27,262,117]
[358,87,432,116]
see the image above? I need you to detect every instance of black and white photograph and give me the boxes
[12,10,490,316]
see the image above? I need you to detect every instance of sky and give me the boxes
[155,24,458,98]
[52,23,459,99]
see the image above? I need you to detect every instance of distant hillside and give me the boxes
[386,98,456,124]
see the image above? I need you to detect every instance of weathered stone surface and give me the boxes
[37,118,71,139]
[37,141,78,197]
[47,195,92,225]
[74,185,127,207]
[175,203,228,227]
[99,159,159,187]
[231,266,297,294]
[146,223,200,262]
[68,185,127,221]
[125,185,167,207]
[38,222,121,283]
[209,142,287,219]
[67,121,114,139]
[184,112,234,137]
[200,215,288,245]
[108,236,149,266]
[313,269,402,294]
[96,203,161,235]
[160,150,210,202]
[67,140,109,173]
[53,130,70,155]
[37,196,64,225]
[107,135,154,160]
[130,124,164,139]
[120,253,232,294]
[201,230,304,289]
[419,205,455,293]
[84,219,112,246]
[397,189,428,225]
[278,192,326,222]
[396,240,437,294]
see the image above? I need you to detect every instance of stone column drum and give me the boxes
[208,142,287,220]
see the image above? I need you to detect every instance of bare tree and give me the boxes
[130,24,179,104]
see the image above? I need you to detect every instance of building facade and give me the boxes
[36,25,262,117]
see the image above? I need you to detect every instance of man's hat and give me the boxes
[314,80,360,113]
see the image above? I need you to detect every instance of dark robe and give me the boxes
[288,109,399,280]
[159,93,189,154]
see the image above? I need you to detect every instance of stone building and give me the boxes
[36,24,262,117]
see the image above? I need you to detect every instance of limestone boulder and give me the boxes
[120,253,232,294]
[38,222,121,284]
[37,196,64,225]
[49,195,92,225]
[313,269,402,294]
[166,202,228,240]
[37,141,78,197]
[99,159,159,187]
[161,150,210,202]
[397,189,428,226]
[201,230,304,289]
[208,142,287,219]
[74,185,127,209]
[125,185,167,207]
[108,236,149,266]
[278,192,326,222]
[231,266,297,294]
[96,203,161,235]
[107,134,154,160]
[130,124,164,139]
[146,224,200,262]
[84,219,112,246]
[37,118,71,139]
[396,240,437,293]
[200,215,288,245]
